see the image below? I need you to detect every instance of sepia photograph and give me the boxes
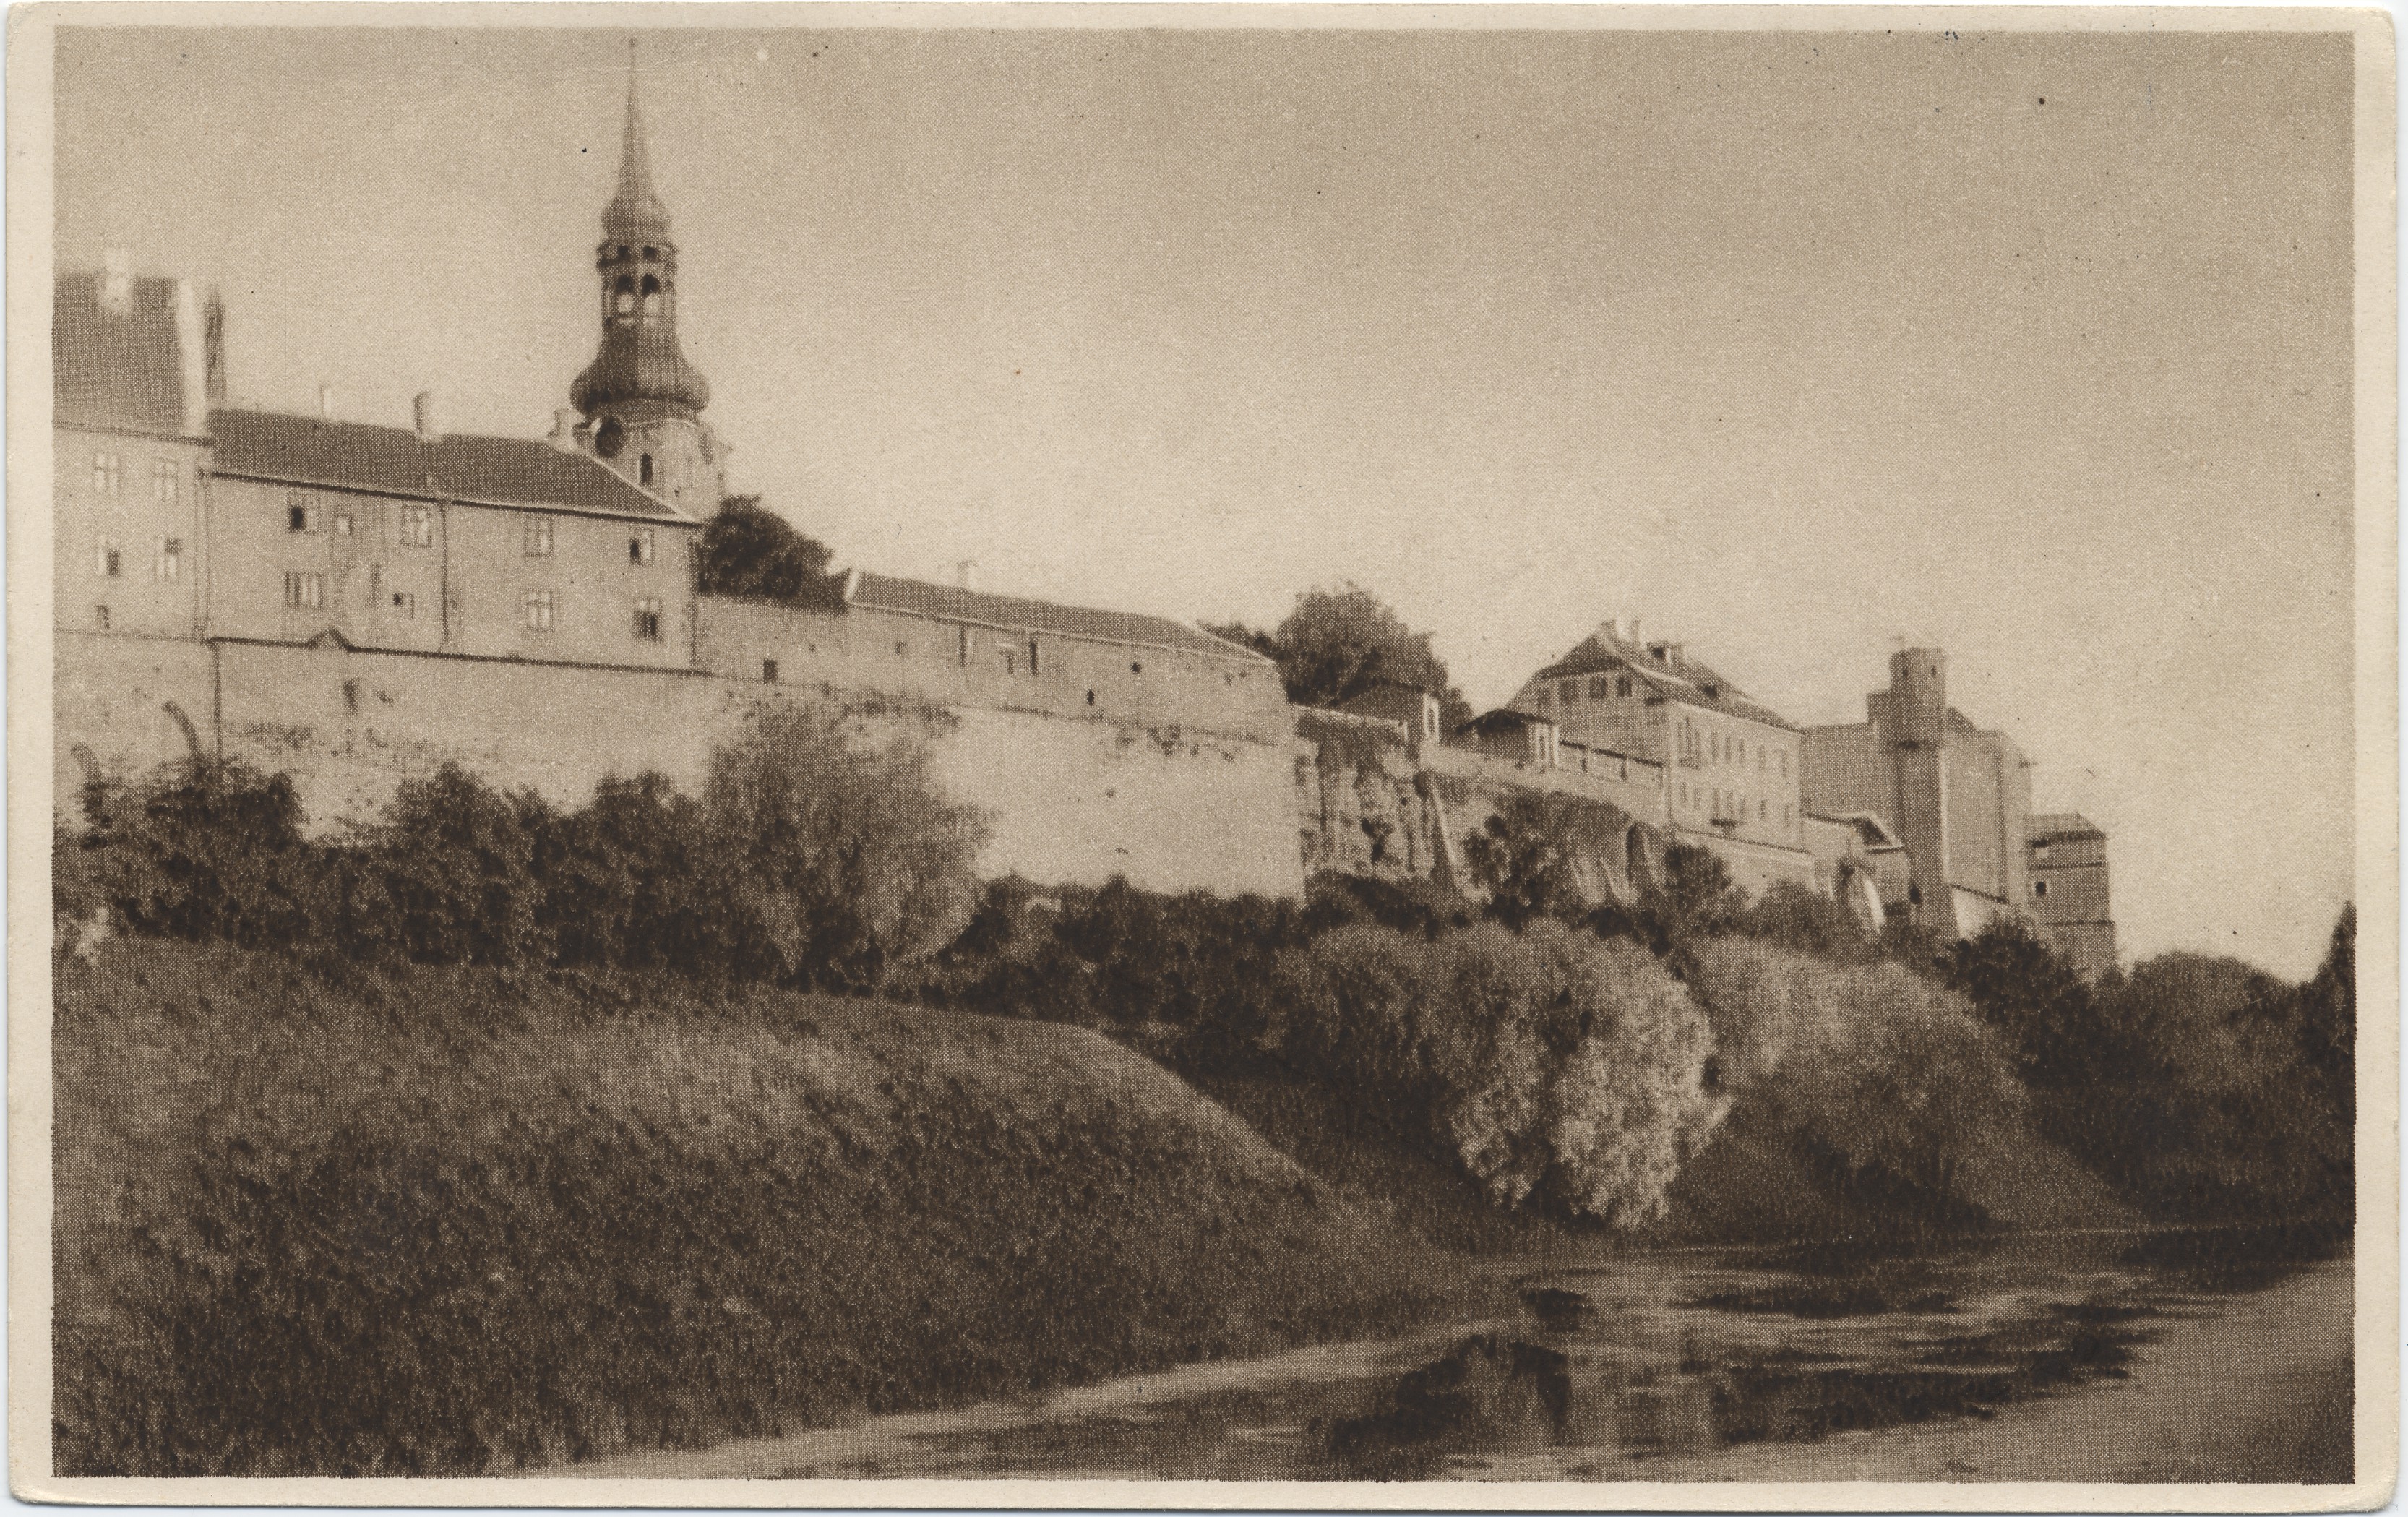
[8,4,2396,1505]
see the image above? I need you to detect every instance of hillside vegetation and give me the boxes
[54,938,1474,1476]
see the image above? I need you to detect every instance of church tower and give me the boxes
[567,50,726,510]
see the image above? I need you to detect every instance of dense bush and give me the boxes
[1270,921,1726,1228]
[702,708,987,989]
[1204,584,1475,732]
[55,940,1467,1475]
[1686,937,2027,1210]
[61,713,986,994]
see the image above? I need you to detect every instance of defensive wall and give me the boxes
[54,626,1310,901]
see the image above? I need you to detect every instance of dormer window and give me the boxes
[642,246,658,260]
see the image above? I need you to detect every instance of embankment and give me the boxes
[53,937,1478,1477]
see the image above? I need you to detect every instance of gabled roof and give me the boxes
[56,271,197,437]
[847,571,1273,663]
[2029,812,2106,842]
[1527,622,1798,731]
[209,409,692,522]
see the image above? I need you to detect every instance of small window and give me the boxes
[997,648,1017,674]
[630,530,655,565]
[1531,687,1551,709]
[1588,676,1609,700]
[157,536,182,582]
[152,460,179,503]
[895,640,908,656]
[523,590,554,630]
[523,517,554,557]
[642,246,658,260]
[1029,640,1041,675]
[97,542,121,578]
[632,596,663,640]
[1617,676,1633,698]
[92,452,121,494]
[93,604,111,630]
[392,591,417,620]
[332,512,353,538]
[400,504,432,547]
[1130,661,1143,675]
[2034,880,2050,900]
[283,571,324,609]
[615,245,630,259]
[288,497,319,533]
[1085,689,1096,706]
[762,658,779,683]
[639,454,653,486]
[1562,679,1580,705]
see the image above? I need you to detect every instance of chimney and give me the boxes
[549,408,582,452]
[317,385,335,421]
[173,281,209,437]
[956,559,976,591]
[201,286,227,405]
[100,247,133,314]
[413,390,441,443]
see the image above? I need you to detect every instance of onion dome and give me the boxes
[571,50,710,419]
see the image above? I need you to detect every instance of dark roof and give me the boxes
[847,572,1273,663]
[2029,812,2106,842]
[209,409,691,521]
[1456,707,1554,736]
[1528,622,1797,730]
[56,271,195,437]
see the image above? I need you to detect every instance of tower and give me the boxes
[1885,648,1952,930]
[567,48,726,509]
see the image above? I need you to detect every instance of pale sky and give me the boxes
[54,23,2358,978]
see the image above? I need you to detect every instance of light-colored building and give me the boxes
[1799,648,2044,940]
[1502,619,1814,896]
[2027,812,2119,979]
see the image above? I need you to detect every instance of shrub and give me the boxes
[1733,880,1883,964]
[1687,937,2027,1209]
[535,773,715,974]
[1274,921,1725,1227]
[69,760,332,951]
[700,708,987,990]
[1461,791,1630,931]
[358,763,556,967]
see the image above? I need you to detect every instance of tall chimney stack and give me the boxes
[413,390,441,443]
[100,248,133,314]
[317,385,335,421]
[549,408,582,452]
[956,559,977,591]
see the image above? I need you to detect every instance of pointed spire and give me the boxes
[603,40,673,238]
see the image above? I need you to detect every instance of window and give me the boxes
[152,460,178,503]
[1588,676,1610,700]
[1028,640,1042,675]
[392,591,417,620]
[997,648,1018,674]
[1532,686,1551,709]
[93,604,111,630]
[523,517,554,557]
[93,452,121,494]
[400,504,433,547]
[288,496,319,533]
[762,658,779,683]
[639,454,653,486]
[283,571,324,609]
[1130,661,1143,675]
[1561,679,1580,705]
[2034,880,2050,900]
[523,590,554,630]
[895,640,908,656]
[632,596,663,640]
[1617,676,1633,698]
[97,541,121,578]
[630,530,654,565]
[157,536,182,582]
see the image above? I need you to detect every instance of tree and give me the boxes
[700,708,989,991]
[1943,916,2115,1088]
[1208,585,1474,731]
[696,496,848,611]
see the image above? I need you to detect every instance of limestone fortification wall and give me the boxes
[53,631,1309,901]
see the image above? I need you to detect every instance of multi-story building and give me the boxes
[1799,648,2089,950]
[2026,812,2119,979]
[1502,619,1815,895]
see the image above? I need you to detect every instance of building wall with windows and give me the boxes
[437,500,695,666]
[696,588,1291,744]
[2027,815,2118,978]
[55,423,210,639]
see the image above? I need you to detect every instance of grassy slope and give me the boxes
[54,938,1480,1477]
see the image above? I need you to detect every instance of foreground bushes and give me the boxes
[1686,937,2028,1211]
[59,708,986,992]
[55,939,1466,1476]
[1270,921,1726,1228]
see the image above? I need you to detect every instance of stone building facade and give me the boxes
[2026,813,2119,979]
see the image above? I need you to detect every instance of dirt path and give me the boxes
[1551,1255,2360,1485]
